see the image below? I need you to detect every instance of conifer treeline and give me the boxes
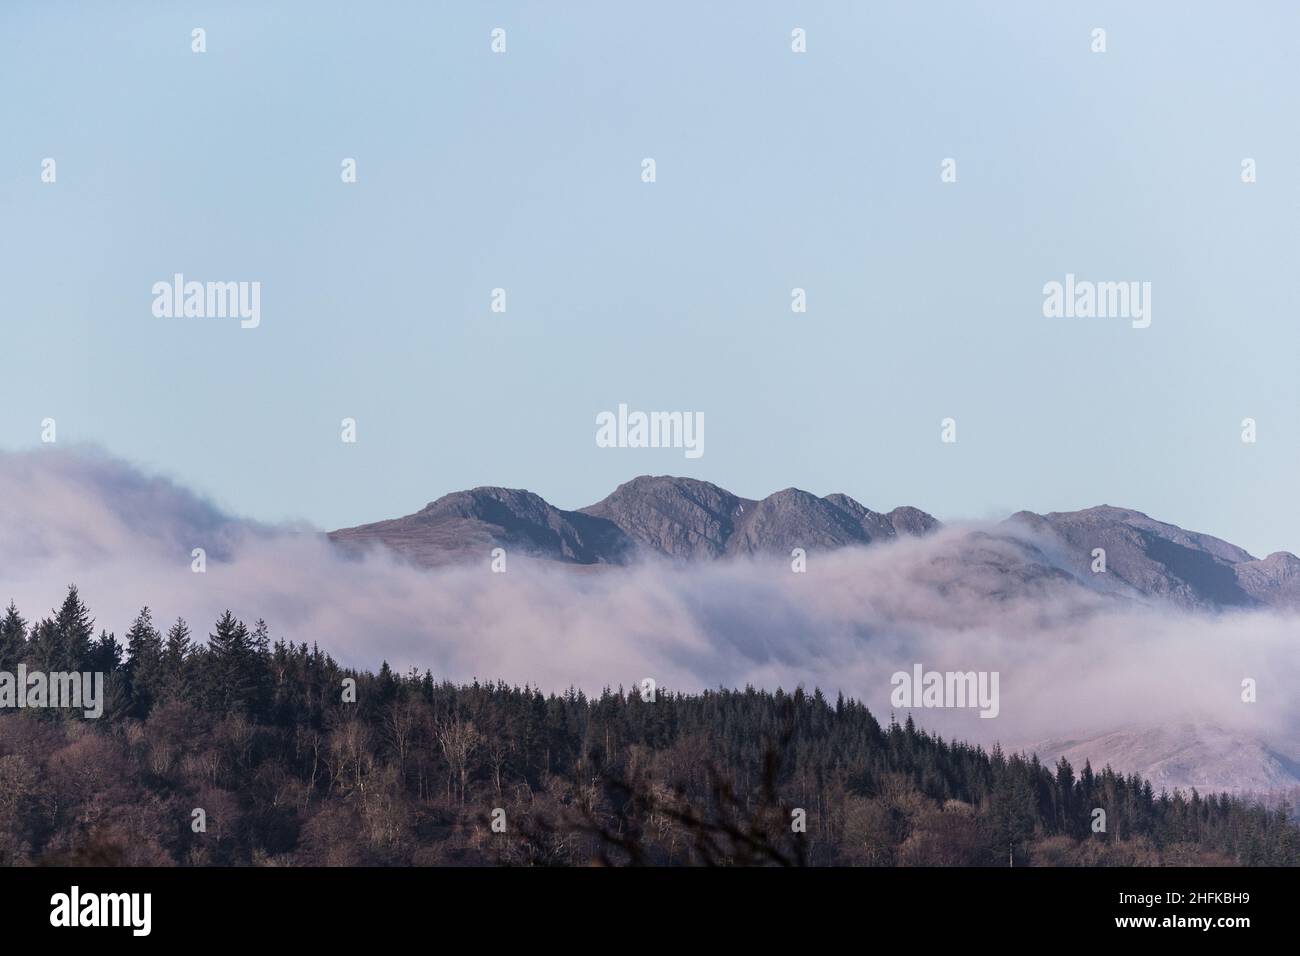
[0,586,1295,866]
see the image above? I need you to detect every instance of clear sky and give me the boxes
[2,1,1297,558]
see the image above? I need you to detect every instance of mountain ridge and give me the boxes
[328,477,1299,611]
[329,475,941,567]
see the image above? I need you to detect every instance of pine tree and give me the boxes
[88,629,124,674]
[53,585,94,670]
[1055,757,1075,835]
[161,617,193,702]
[377,660,398,707]
[25,618,59,671]
[247,618,273,718]
[207,610,257,715]
[0,602,27,670]
[124,606,165,717]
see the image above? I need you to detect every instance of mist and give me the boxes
[1,447,1295,759]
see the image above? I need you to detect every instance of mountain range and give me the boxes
[327,479,1300,793]
[329,475,1300,612]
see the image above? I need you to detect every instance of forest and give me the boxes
[0,585,1296,867]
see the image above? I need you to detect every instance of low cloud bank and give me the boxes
[1,447,1295,755]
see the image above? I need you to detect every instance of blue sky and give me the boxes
[2,0,1297,557]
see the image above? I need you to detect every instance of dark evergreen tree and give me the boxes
[53,585,94,670]
[206,610,257,715]
[161,617,193,702]
[0,602,26,670]
[87,629,124,674]
[24,617,59,671]
[124,606,164,717]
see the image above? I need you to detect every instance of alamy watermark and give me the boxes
[152,273,261,328]
[890,664,999,719]
[595,403,704,459]
[1042,273,1150,329]
[0,666,104,718]
[50,886,151,936]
